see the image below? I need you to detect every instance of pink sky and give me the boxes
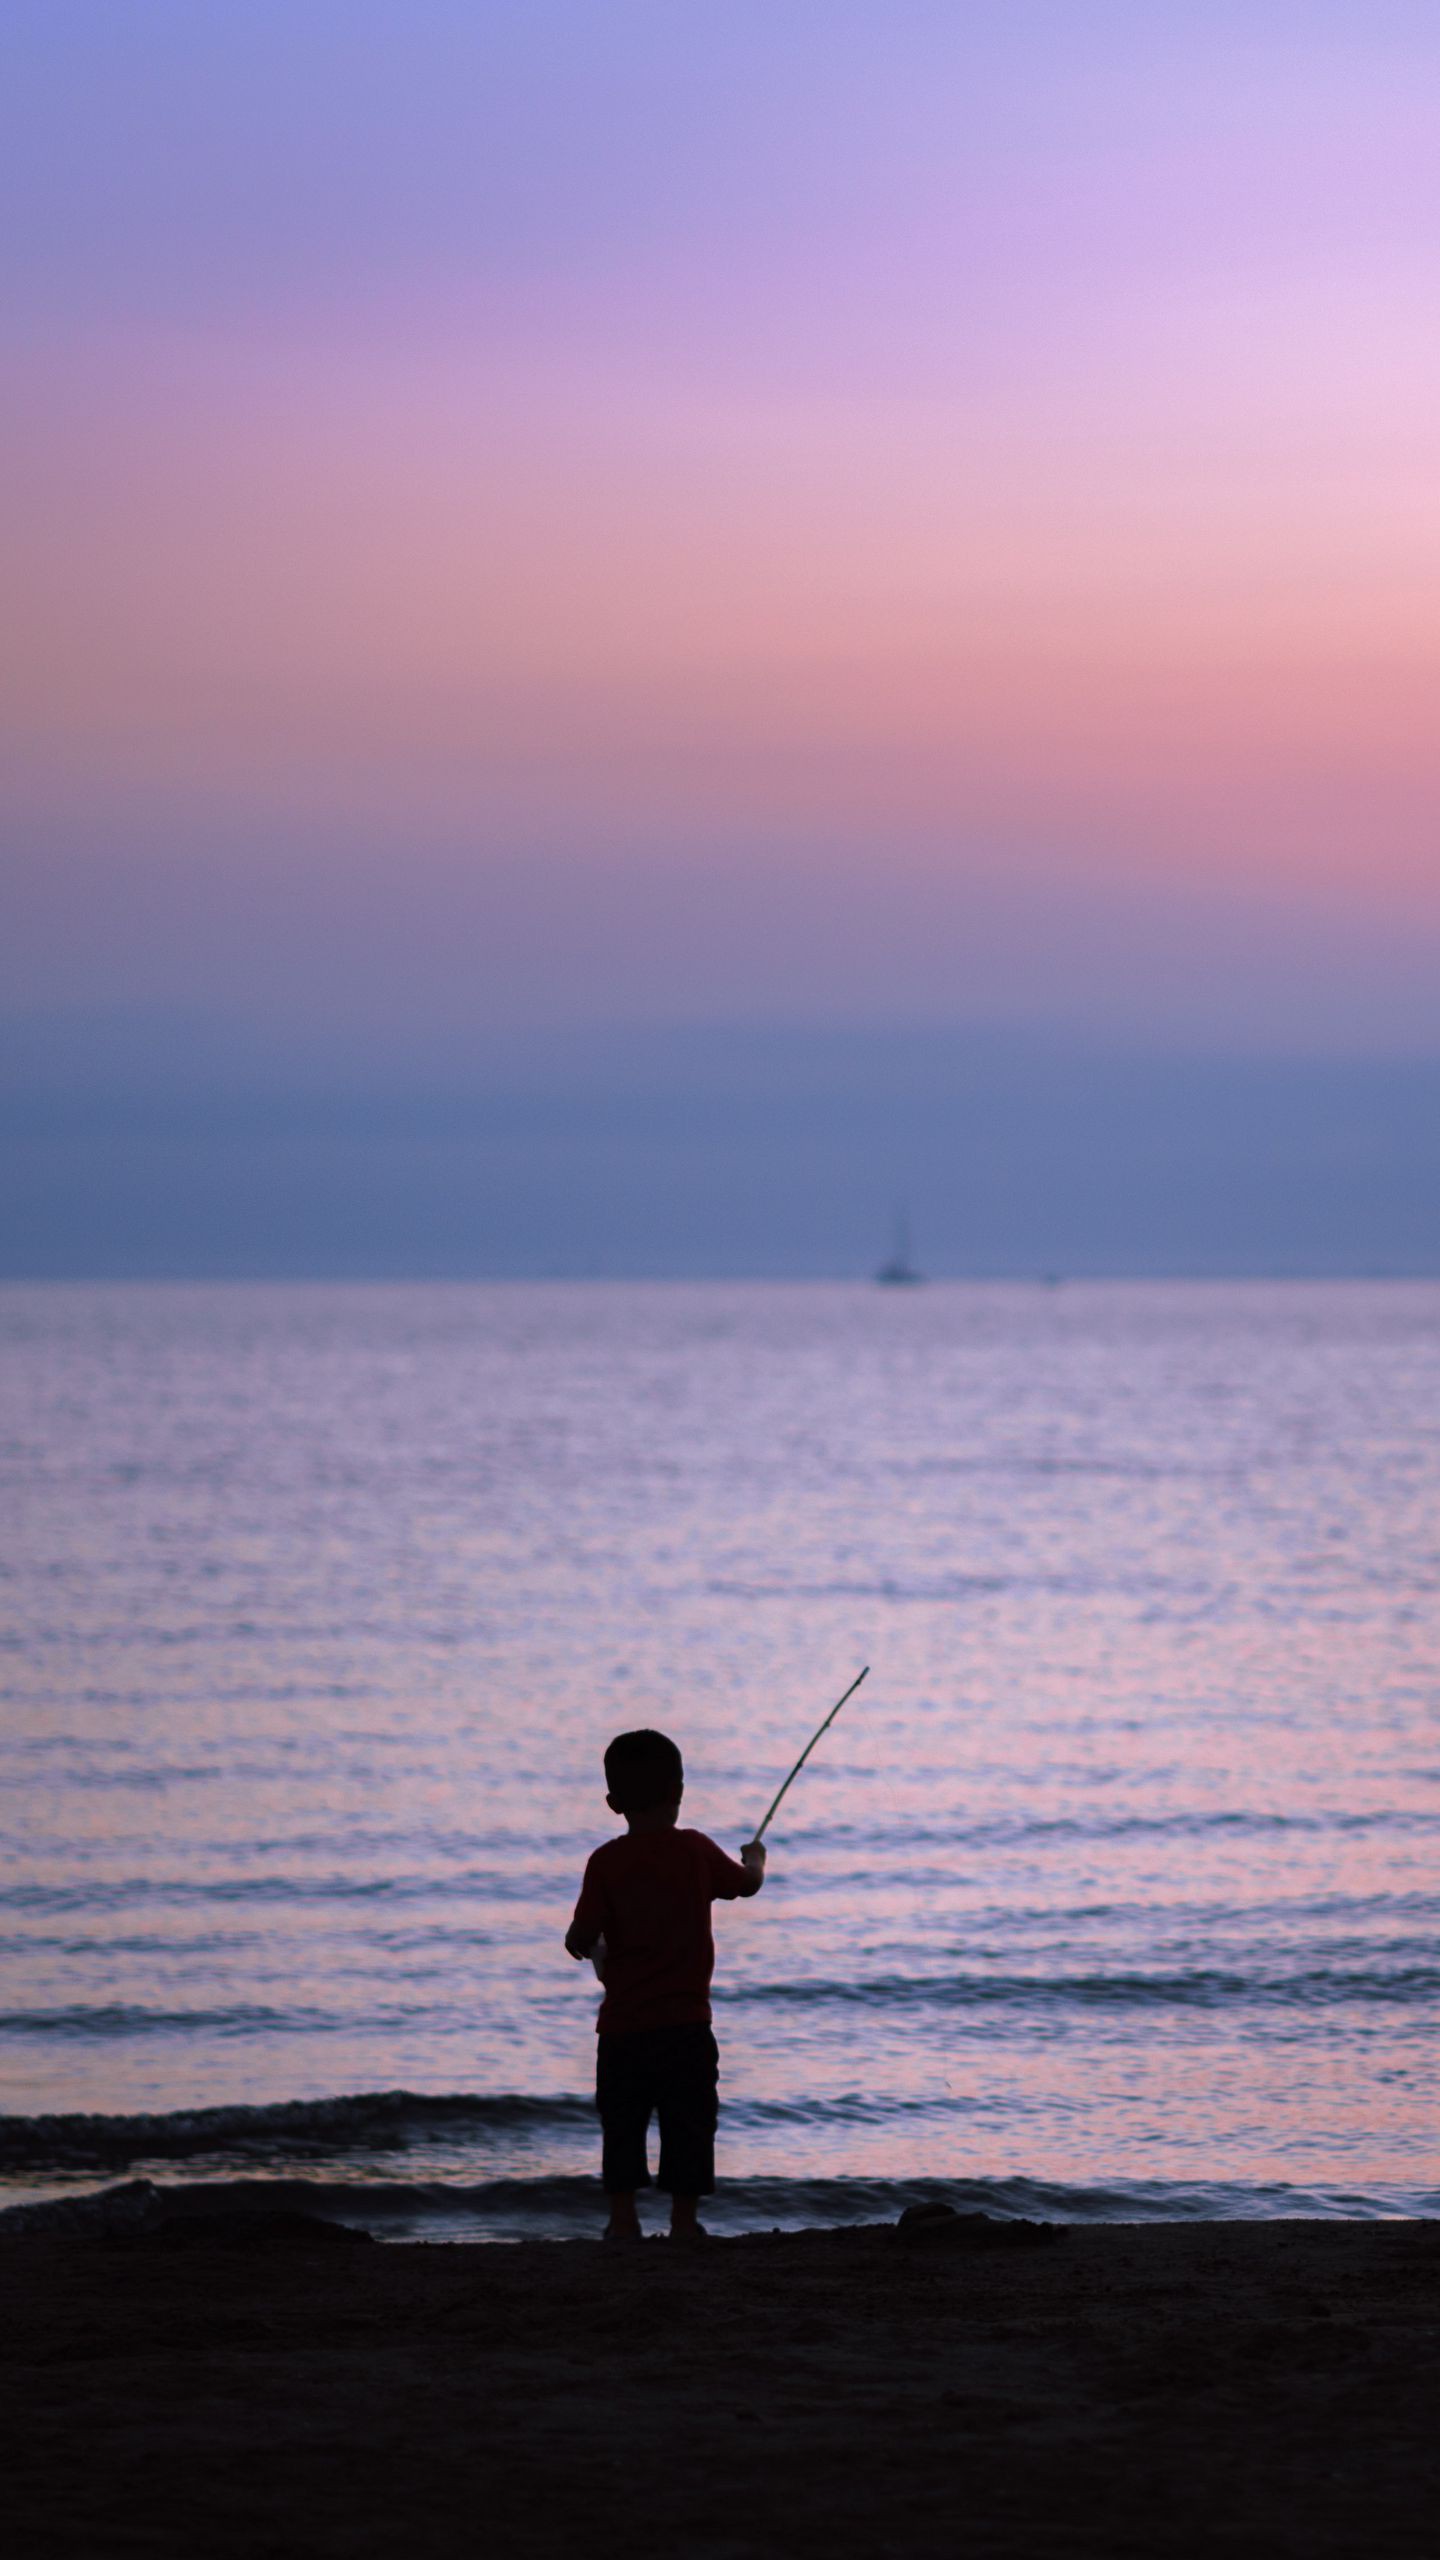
[3,5,1438,1050]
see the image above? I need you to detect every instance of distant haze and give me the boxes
[3,1014,1436,1277]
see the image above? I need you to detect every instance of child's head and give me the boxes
[604,1728,684,1821]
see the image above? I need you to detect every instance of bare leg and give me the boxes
[604,2192,642,2242]
[669,2194,704,2240]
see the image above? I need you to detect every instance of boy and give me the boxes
[565,1727,766,2242]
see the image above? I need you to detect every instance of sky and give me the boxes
[2,4,1438,1271]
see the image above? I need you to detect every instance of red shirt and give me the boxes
[570,1827,753,2034]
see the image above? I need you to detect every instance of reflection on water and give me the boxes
[2,1282,1437,2223]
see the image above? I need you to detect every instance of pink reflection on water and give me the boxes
[2,1284,1437,2205]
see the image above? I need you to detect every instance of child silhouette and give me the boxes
[566,1728,765,2241]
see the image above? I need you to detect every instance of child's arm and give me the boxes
[566,1859,607,1961]
[704,1835,766,1900]
[565,1922,609,1980]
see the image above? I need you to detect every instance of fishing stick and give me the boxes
[752,1666,869,1843]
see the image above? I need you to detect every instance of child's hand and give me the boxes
[590,1934,609,1982]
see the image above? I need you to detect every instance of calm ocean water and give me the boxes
[2,1281,1437,2238]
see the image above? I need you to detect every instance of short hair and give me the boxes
[604,1728,684,1813]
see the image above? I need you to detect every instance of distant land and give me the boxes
[2,1014,1438,1279]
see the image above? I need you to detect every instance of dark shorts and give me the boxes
[595,2022,720,2195]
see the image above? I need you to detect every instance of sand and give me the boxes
[4,2212,1437,2557]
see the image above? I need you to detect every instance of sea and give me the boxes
[2,1281,1437,2240]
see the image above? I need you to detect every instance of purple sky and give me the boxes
[2,7,1437,1267]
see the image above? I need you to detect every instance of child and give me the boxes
[565,1727,766,2242]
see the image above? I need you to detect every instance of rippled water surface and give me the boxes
[2,1282,1437,2233]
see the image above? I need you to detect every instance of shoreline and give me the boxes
[6,2166,1438,2248]
[7,2216,1436,2555]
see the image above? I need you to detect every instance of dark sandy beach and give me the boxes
[4,2213,1437,2557]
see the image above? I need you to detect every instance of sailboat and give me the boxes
[875,1208,924,1286]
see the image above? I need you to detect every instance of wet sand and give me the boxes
[5,2216,1437,2556]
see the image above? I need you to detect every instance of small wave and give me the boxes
[0,2003,338,2039]
[0,1809,1434,1919]
[803,1809,1440,1850]
[0,2089,593,2170]
[0,2087,982,2174]
[704,1574,1008,1604]
[721,1965,1440,2011]
[0,1871,555,1914]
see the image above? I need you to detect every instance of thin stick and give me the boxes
[753,1667,870,1843]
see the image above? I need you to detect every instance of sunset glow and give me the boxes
[4,4,1439,1055]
